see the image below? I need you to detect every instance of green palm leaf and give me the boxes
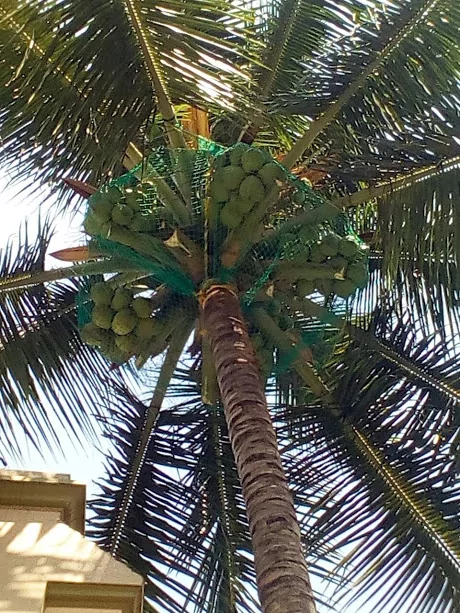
[88,379,259,613]
[278,0,460,168]
[0,220,131,459]
[0,0,258,190]
[280,363,460,612]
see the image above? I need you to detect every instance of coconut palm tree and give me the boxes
[0,1,460,612]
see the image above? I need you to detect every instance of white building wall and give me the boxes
[0,477,143,613]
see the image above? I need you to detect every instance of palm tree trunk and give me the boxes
[200,283,317,613]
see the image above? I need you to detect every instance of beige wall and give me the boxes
[0,502,142,613]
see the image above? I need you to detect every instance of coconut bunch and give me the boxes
[208,143,286,231]
[273,232,369,300]
[80,281,173,365]
[248,300,297,382]
[83,183,173,240]
[76,141,369,388]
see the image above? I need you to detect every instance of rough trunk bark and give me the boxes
[200,283,317,613]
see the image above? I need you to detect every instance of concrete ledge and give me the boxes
[44,581,144,613]
[0,471,86,534]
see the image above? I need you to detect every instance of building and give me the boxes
[0,470,144,613]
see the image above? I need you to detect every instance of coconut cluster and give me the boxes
[78,143,369,375]
[83,184,171,239]
[274,232,368,300]
[80,281,164,364]
[250,332,274,381]
[248,300,295,381]
[209,143,286,230]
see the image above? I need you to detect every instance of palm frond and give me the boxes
[282,345,460,611]
[89,363,347,612]
[350,249,460,351]
[377,165,460,303]
[88,382,193,613]
[332,156,460,209]
[277,0,460,167]
[349,275,460,461]
[103,317,193,554]
[255,0,330,100]
[0,0,258,192]
[88,379,260,613]
[0,220,130,460]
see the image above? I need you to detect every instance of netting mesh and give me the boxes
[76,279,93,329]
[77,138,368,385]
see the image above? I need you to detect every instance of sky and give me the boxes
[0,173,107,497]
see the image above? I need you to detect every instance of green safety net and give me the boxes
[77,137,368,383]
[76,279,93,329]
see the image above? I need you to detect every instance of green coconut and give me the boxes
[85,215,110,239]
[346,262,369,288]
[241,148,266,173]
[293,189,307,205]
[227,194,250,215]
[92,305,115,330]
[220,204,243,229]
[210,179,230,204]
[221,165,246,191]
[112,203,133,227]
[319,233,340,257]
[258,162,285,186]
[298,225,320,243]
[131,212,155,233]
[333,279,357,299]
[229,143,248,166]
[88,192,105,207]
[80,323,111,347]
[124,190,142,211]
[135,317,158,340]
[130,213,150,233]
[105,185,123,204]
[83,212,103,237]
[132,297,152,318]
[213,151,231,169]
[112,308,138,335]
[239,175,266,203]
[296,279,315,296]
[102,343,131,364]
[309,243,326,263]
[90,282,114,306]
[327,256,349,271]
[115,333,138,354]
[91,198,113,223]
[111,288,133,311]
[338,237,359,259]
